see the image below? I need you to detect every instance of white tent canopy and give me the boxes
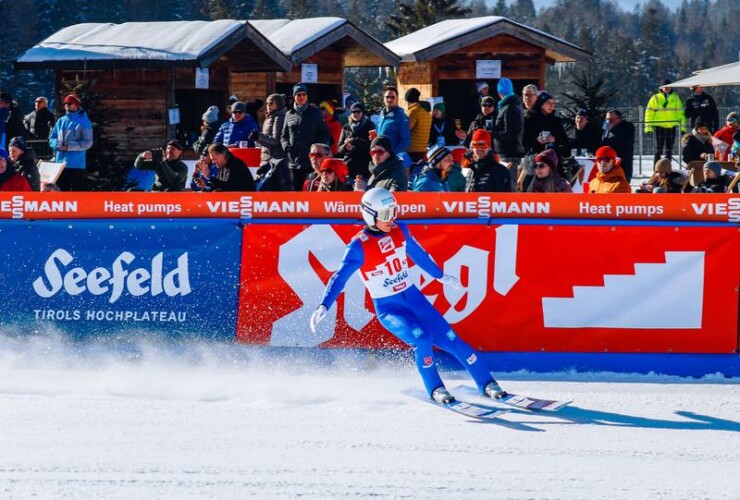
[669,61,740,88]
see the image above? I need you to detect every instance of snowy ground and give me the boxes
[0,333,738,500]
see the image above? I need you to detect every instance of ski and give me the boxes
[454,385,572,412]
[404,389,511,420]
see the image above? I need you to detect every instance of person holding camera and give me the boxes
[134,140,189,191]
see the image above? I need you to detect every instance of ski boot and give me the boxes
[431,386,456,404]
[484,381,508,400]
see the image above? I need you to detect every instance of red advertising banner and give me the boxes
[1,192,739,223]
[237,223,740,354]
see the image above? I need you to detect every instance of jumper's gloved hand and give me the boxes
[310,305,328,333]
[438,274,461,290]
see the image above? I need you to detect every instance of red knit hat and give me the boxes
[595,145,617,160]
[471,129,491,146]
[534,149,559,170]
[319,158,349,183]
[63,93,81,107]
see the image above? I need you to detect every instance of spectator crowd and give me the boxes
[0,78,738,194]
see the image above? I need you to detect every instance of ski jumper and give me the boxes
[319,222,496,396]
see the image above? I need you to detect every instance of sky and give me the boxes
[531,0,684,11]
[0,332,738,499]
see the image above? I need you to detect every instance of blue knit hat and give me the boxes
[497,78,514,97]
[293,83,308,96]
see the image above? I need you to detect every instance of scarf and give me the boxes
[349,115,368,134]
[294,103,308,113]
[692,128,710,144]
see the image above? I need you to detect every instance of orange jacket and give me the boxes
[589,165,631,193]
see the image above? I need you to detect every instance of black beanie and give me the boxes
[404,88,421,103]
[694,116,708,130]
[371,135,394,156]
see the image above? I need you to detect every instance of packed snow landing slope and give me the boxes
[0,333,738,499]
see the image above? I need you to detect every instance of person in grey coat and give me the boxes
[281,83,331,191]
[253,93,286,165]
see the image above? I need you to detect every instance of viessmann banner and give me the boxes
[0,220,242,338]
[237,223,739,354]
[0,192,739,223]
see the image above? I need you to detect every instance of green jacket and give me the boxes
[134,154,189,191]
[644,91,686,133]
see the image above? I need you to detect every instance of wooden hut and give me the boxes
[244,18,400,105]
[14,20,291,159]
[385,16,591,124]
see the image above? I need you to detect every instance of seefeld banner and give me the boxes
[0,219,242,338]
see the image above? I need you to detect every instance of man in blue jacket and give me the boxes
[376,87,411,166]
[49,93,93,191]
[213,101,258,148]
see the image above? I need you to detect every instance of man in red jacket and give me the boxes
[0,148,31,191]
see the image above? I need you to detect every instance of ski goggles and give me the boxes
[362,203,399,223]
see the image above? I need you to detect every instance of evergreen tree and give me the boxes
[491,0,508,16]
[507,0,536,24]
[558,69,618,124]
[285,0,312,19]
[386,0,471,37]
[636,3,676,98]
[251,0,280,18]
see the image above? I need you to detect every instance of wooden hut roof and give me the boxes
[385,16,591,64]
[249,18,400,67]
[14,20,291,71]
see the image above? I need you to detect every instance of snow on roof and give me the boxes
[249,18,347,56]
[386,17,506,57]
[385,16,586,61]
[17,20,246,64]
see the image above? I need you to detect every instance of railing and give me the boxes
[619,105,740,176]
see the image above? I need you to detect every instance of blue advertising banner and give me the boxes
[0,219,242,339]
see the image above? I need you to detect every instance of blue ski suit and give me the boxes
[319,222,496,396]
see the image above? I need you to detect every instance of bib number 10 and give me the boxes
[384,257,403,274]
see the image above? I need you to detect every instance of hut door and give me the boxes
[175,89,228,147]
[438,80,489,129]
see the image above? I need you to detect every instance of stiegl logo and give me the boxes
[32,249,191,304]
[0,195,78,219]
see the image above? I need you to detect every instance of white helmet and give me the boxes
[360,188,399,228]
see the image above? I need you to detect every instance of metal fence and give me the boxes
[621,106,740,177]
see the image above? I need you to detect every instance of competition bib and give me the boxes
[356,228,412,298]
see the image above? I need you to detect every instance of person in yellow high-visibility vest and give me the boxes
[644,79,686,164]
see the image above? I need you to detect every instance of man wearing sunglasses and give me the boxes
[310,187,509,405]
[302,143,332,191]
[375,87,410,164]
[465,129,511,193]
[356,135,407,192]
[213,101,258,150]
[588,145,631,193]
[281,83,331,191]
